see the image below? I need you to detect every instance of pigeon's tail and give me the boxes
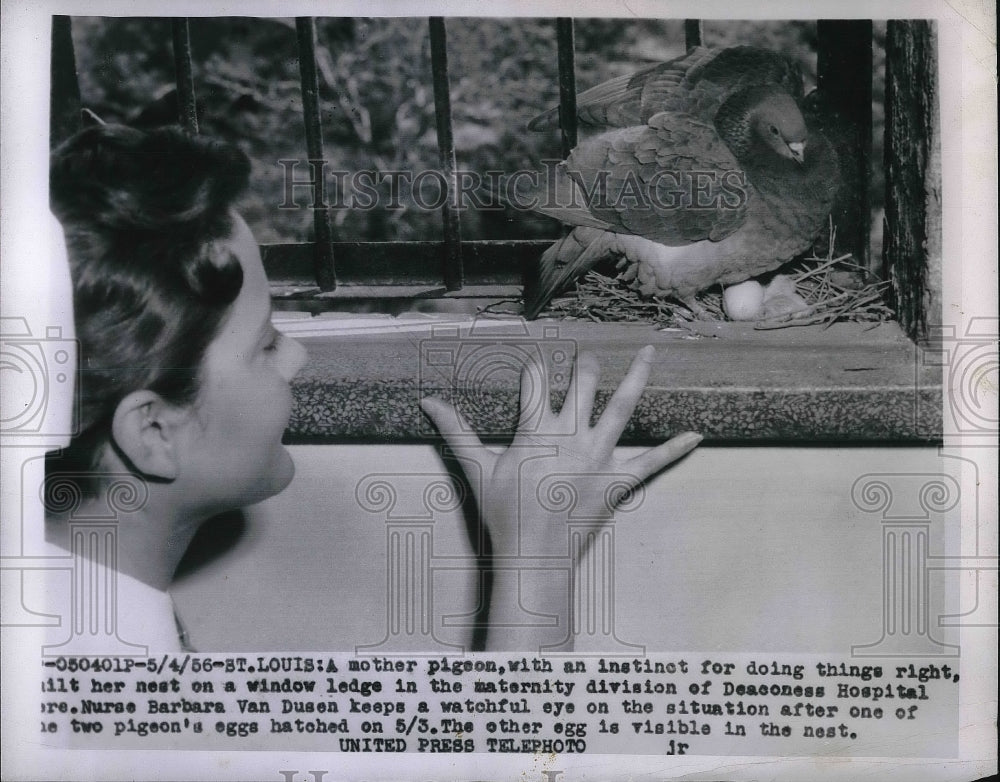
[523,226,615,319]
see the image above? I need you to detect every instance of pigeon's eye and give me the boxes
[769,125,780,136]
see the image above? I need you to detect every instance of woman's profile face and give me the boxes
[174,213,306,514]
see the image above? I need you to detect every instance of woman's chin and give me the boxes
[184,448,297,514]
[266,447,297,497]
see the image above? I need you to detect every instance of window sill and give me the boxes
[282,318,941,444]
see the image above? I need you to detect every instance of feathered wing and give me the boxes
[522,113,755,318]
[528,46,803,132]
[559,112,751,245]
[527,47,717,130]
[491,166,616,231]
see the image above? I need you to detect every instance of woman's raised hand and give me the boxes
[420,345,702,558]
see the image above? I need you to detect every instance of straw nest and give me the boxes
[526,227,893,330]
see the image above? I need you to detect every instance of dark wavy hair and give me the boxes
[47,124,252,500]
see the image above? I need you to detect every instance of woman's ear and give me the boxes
[110,391,186,480]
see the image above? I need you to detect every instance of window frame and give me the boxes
[49,15,944,444]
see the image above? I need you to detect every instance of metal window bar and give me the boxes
[294,17,338,291]
[556,18,578,158]
[816,20,873,271]
[685,19,703,49]
[50,16,82,147]
[428,17,464,290]
[170,19,199,134]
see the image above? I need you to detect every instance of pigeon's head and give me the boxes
[752,92,808,165]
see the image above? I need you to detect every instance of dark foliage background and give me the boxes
[68,17,884,256]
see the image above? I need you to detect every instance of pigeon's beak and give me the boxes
[787,141,806,165]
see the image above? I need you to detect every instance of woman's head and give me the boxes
[49,124,304,509]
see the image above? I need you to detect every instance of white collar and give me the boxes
[40,539,183,654]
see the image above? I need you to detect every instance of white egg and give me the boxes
[723,280,765,321]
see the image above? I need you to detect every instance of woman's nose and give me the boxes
[281,336,307,380]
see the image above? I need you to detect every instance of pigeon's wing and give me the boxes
[528,47,715,131]
[560,111,753,246]
[528,46,803,131]
[491,167,618,231]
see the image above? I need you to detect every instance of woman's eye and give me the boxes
[263,331,283,353]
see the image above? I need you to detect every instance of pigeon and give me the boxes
[519,46,841,319]
[528,45,805,132]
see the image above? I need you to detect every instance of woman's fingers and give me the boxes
[514,352,550,441]
[592,345,655,452]
[562,350,600,428]
[623,430,702,484]
[419,397,489,459]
